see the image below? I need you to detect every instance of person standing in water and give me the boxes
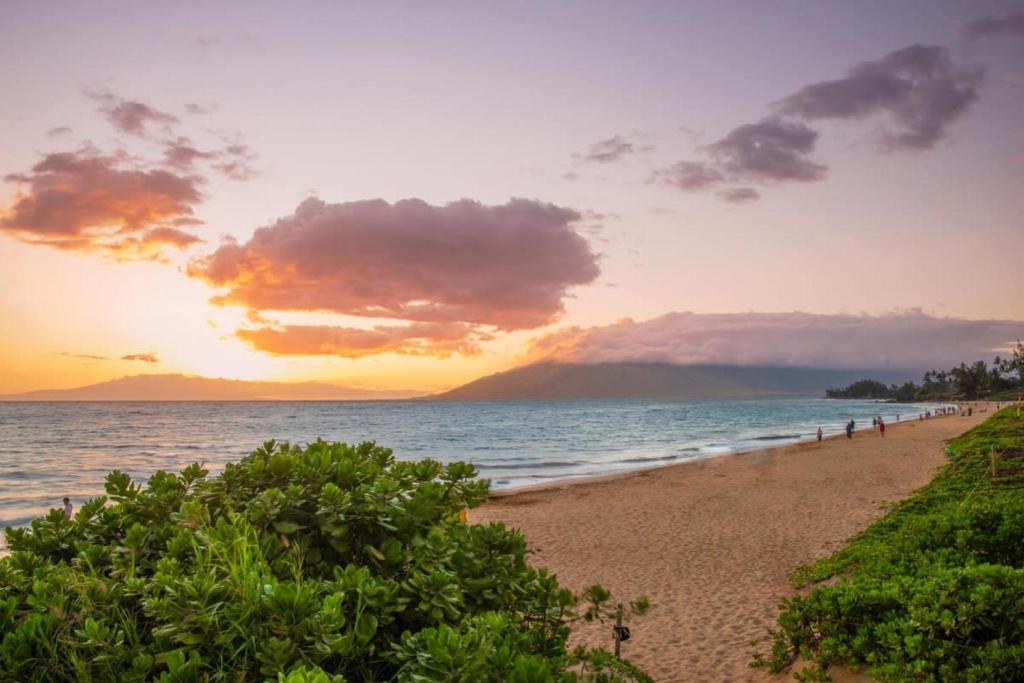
[817,426,823,442]
[62,497,73,517]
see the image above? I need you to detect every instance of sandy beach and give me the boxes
[471,406,995,682]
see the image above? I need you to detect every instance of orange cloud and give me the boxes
[191,197,600,357]
[121,353,160,363]
[56,351,160,363]
[1,150,204,258]
[236,322,487,358]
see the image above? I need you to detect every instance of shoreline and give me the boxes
[488,400,969,498]
[471,403,995,682]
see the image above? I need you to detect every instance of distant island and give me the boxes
[0,374,422,401]
[430,362,915,401]
[826,344,1024,402]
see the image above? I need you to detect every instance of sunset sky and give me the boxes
[2,1,1024,394]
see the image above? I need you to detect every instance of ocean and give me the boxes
[0,398,938,547]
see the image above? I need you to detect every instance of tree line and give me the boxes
[826,340,1024,401]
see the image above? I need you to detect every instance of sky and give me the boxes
[2,1,1024,394]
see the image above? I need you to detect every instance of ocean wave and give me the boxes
[617,454,680,464]
[477,460,584,470]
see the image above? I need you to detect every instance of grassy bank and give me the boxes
[754,407,1024,682]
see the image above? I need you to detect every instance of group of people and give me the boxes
[919,405,969,420]
[843,417,885,438]
[813,416,888,442]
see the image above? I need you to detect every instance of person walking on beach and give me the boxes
[62,497,72,517]
[879,420,886,437]
[845,421,853,439]
[817,426,823,442]
[872,417,877,429]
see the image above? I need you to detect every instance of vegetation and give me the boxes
[0,440,650,682]
[824,379,916,401]
[753,407,1024,681]
[826,340,1024,402]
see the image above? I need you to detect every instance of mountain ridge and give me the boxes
[429,362,918,401]
[1,374,423,401]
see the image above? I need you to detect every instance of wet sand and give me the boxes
[471,406,993,682]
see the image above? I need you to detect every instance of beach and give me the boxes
[471,406,995,682]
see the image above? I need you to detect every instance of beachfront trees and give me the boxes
[0,440,651,682]
[1009,340,1024,386]
[829,347,1024,402]
[950,360,990,399]
[824,379,891,399]
[890,381,918,403]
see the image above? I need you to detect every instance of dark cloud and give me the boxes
[579,135,635,163]
[717,187,759,203]
[184,102,216,115]
[190,196,600,356]
[649,161,725,191]
[163,138,215,169]
[162,138,257,180]
[963,13,1024,42]
[121,353,160,363]
[87,90,256,178]
[236,322,488,358]
[87,91,179,137]
[57,351,107,361]
[46,126,73,138]
[708,118,826,181]
[527,311,1024,371]
[1,150,204,258]
[655,42,984,201]
[210,143,258,181]
[57,351,160,363]
[651,119,825,198]
[776,44,983,150]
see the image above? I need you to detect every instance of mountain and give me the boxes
[1,374,422,401]
[429,362,917,401]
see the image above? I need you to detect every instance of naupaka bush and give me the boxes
[0,440,650,682]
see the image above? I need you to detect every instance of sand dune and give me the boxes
[471,406,993,682]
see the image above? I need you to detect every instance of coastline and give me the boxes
[471,403,995,681]
[486,400,964,498]
[482,397,947,490]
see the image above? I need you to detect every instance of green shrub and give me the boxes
[0,440,650,682]
[754,408,1024,681]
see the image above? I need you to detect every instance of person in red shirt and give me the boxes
[879,420,886,437]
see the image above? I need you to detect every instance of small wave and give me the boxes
[618,454,679,464]
[477,460,583,470]
[751,434,802,441]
